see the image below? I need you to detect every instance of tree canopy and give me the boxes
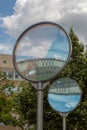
[0,71,18,125]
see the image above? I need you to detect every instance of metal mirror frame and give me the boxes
[47,77,82,130]
[47,77,82,113]
[13,21,72,83]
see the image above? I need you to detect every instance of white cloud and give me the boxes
[1,0,61,39]
[29,41,51,58]
[54,54,59,59]
[0,43,12,54]
[0,0,87,45]
[58,13,87,44]
[78,2,87,12]
[17,40,52,58]
[0,0,86,37]
[65,102,77,108]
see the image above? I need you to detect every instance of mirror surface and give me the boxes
[48,77,82,113]
[14,22,71,82]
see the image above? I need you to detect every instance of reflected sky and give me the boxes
[16,24,70,61]
[48,77,82,113]
[14,24,71,82]
[48,93,81,113]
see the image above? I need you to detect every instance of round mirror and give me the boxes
[13,22,72,82]
[48,77,82,113]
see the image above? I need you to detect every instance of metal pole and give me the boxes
[16,126,18,130]
[37,82,43,130]
[63,113,66,130]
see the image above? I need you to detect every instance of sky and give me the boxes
[16,25,69,60]
[0,0,87,55]
[48,77,81,112]
[48,93,81,113]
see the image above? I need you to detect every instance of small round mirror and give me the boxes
[13,22,72,82]
[48,77,82,113]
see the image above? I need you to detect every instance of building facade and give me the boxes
[0,54,21,80]
[0,54,65,81]
[17,58,65,81]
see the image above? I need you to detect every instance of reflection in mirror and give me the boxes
[48,77,82,113]
[14,22,72,82]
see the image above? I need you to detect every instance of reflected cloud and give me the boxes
[48,93,81,113]
[16,24,70,60]
[48,77,82,113]
[65,102,78,108]
[14,23,71,82]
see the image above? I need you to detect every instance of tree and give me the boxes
[44,29,87,130]
[0,71,18,125]
[58,29,87,130]
[14,81,36,129]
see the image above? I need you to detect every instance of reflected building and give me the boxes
[17,58,65,81]
[49,78,82,95]
[49,86,81,95]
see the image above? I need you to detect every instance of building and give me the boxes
[49,86,81,95]
[0,54,21,80]
[17,58,65,81]
[0,54,65,81]
[49,78,82,95]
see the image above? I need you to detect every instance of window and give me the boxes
[8,71,14,79]
[3,60,7,64]
[3,71,7,79]
[3,71,7,75]
[52,62,54,66]
[42,62,44,66]
[46,62,48,66]
[15,73,19,79]
[48,61,50,66]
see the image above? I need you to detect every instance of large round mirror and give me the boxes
[13,22,72,82]
[48,77,82,113]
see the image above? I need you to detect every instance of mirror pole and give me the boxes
[37,82,43,130]
[31,82,49,130]
[63,113,66,130]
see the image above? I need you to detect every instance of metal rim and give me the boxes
[47,77,82,113]
[13,21,72,83]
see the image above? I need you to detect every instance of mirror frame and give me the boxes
[13,22,72,83]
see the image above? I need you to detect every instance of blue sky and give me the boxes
[48,77,82,112]
[0,0,87,55]
[15,25,70,61]
[48,93,81,113]
[0,0,16,54]
[0,0,16,16]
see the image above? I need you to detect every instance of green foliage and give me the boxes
[0,71,15,94]
[14,81,37,128]
[0,71,17,125]
[0,91,14,124]
[59,29,87,130]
